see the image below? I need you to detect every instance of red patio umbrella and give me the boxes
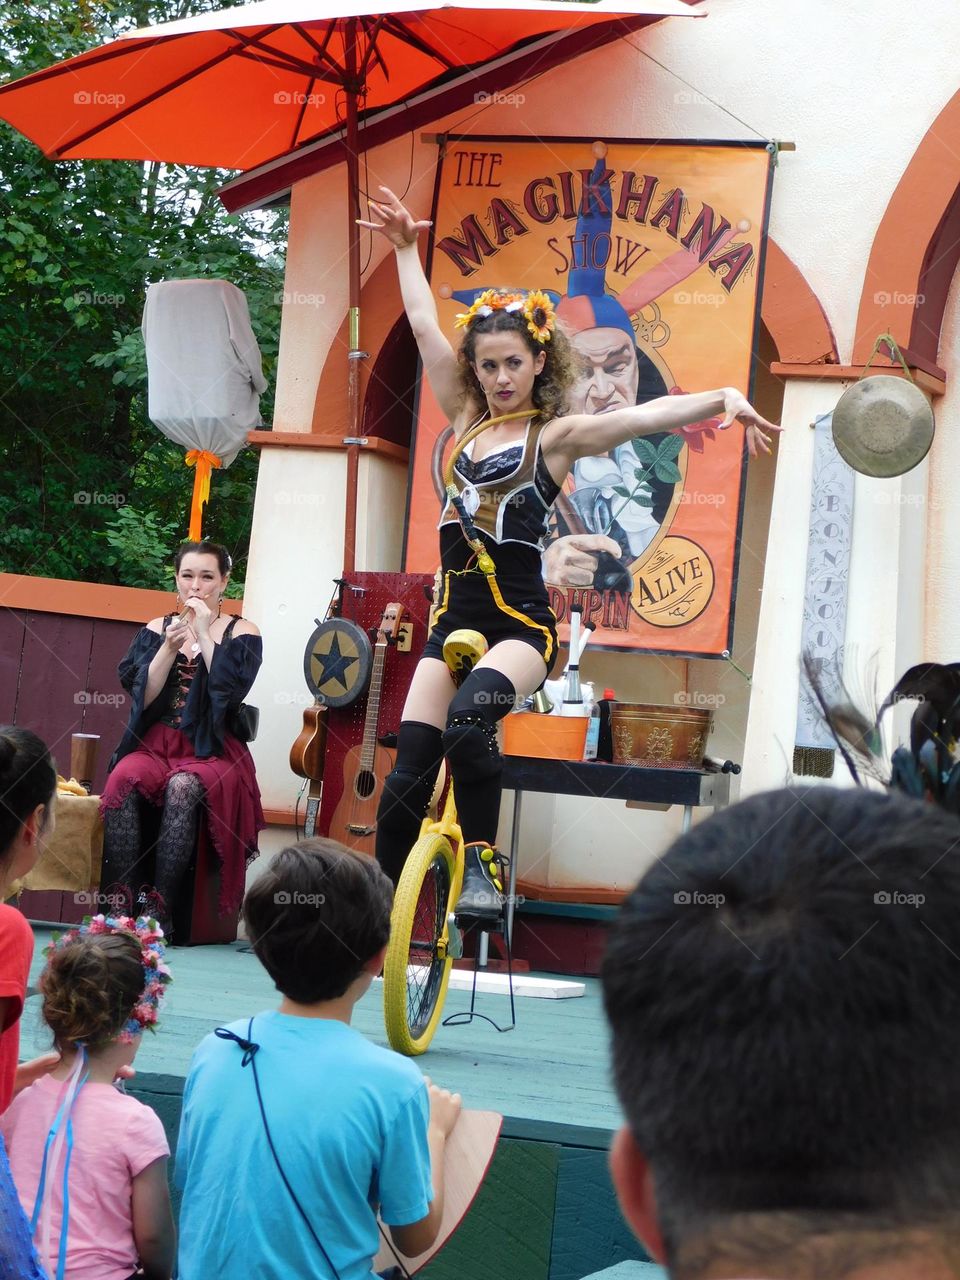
[0,0,701,570]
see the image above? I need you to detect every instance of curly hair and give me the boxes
[41,933,145,1051]
[457,306,577,423]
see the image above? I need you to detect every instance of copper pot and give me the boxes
[611,703,713,769]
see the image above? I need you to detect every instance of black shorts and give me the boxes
[422,567,559,670]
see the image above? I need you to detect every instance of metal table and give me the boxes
[497,757,733,945]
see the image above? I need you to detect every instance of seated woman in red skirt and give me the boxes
[100,540,264,939]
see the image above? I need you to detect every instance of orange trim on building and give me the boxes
[769,362,945,397]
[261,807,298,828]
[853,88,960,376]
[760,240,838,366]
[247,431,409,464]
[0,574,243,624]
[515,879,627,905]
[309,253,406,437]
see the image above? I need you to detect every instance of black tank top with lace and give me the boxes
[157,614,237,730]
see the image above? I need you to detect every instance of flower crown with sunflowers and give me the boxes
[454,289,556,344]
[45,914,172,1044]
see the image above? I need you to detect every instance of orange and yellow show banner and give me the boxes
[403,137,774,655]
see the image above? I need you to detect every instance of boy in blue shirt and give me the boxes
[176,839,461,1279]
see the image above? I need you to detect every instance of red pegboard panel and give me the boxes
[319,572,434,834]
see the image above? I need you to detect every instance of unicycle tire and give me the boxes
[383,833,458,1056]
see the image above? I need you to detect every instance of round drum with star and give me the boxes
[303,617,373,707]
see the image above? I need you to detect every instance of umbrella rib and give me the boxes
[357,16,389,83]
[290,22,338,65]
[291,73,319,151]
[233,48,345,88]
[0,24,278,97]
[376,15,458,70]
[47,33,276,158]
[0,33,169,95]
[238,33,346,81]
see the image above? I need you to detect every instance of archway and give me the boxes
[853,87,960,378]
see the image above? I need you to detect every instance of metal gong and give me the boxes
[832,375,934,478]
[302,617,372,707]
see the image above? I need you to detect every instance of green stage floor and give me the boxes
[20,927,624,1134]
[19,928,664,1280]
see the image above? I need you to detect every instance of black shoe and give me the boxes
[455,844,504,920]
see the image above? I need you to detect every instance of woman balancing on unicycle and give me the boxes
[362,187,780,920]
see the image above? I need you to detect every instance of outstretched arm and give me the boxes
[544,388,781,474]
[358,186,464,424]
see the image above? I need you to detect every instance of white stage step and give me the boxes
[375,971,585,999]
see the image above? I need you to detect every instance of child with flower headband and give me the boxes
[359,186,782,917]
[0,915,174,1280]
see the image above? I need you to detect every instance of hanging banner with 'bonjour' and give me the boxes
[402,136,774,655]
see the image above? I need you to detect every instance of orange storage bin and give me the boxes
[502,712,589,761]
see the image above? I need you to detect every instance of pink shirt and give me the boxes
[0,1075,169,1280]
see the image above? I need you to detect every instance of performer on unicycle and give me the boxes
[361,188,780,920]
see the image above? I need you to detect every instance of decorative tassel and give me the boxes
[185,450,222,540]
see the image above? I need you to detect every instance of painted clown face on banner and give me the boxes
[568,327,640,416]
[553,277,676,578]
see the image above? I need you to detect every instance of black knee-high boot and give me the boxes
[375,722,444,887]
[442,670,516,917]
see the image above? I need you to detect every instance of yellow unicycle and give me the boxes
[382,628,498,1056]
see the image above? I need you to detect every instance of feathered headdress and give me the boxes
[804,653,960,813]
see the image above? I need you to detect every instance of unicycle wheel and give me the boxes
[383,833,458,1056]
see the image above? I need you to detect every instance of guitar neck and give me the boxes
[359,641,387,768]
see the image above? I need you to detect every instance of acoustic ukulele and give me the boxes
[327,602,404,851]
[289,699,328,839]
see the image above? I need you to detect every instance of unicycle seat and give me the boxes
[442,629,488,685]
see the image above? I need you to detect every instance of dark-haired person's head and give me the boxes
[174,540,232,577]
[0,726,57,888]
[602,786,960,1280]
[242,840,393,1005]
[174,540,233,614]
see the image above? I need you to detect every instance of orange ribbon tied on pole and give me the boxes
[185,450,222,541]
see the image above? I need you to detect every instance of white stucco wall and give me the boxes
[925,266,960,664]
[246,0,960,888]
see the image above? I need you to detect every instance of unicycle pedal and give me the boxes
[442,629,488,686]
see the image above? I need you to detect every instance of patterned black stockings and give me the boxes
[101,773,206,939]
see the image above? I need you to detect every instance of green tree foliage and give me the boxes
[0,1,288,591]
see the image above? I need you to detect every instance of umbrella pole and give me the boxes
[343,18,362,576]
